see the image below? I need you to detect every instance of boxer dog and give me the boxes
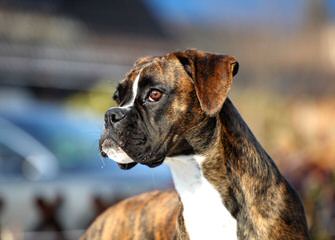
[81,49,310,240]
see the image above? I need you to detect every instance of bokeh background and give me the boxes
[0,0,334,239]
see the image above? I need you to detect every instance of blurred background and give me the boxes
[0,0,334,239]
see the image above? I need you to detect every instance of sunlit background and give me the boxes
[0,0,334,239]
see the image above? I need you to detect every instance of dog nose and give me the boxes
[105,108,127,126]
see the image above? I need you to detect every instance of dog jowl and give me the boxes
[96,49,310,240]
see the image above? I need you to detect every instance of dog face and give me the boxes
[99,49,238,169]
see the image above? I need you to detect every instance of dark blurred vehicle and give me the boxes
[0,91,172,239]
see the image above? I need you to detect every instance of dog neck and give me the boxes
[165,155,238,240]
[172,98,309,239]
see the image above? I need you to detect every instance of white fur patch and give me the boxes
[165,155,237,240]
[121,71,141,108]
[102,146,134,164]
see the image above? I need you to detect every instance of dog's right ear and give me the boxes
[174,49,239,116]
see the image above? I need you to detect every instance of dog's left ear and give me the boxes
[174,49,239,116]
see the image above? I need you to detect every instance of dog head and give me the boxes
[99,49,239,169]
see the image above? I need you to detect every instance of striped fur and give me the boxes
[81,191,188,240]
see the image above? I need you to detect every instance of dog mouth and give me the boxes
[100,134,166,170]
[100,137,138,169]
[117,162,138,170]
[143,158,164,168]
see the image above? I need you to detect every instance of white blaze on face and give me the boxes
[120,70,141,108]
[102,71,142,164]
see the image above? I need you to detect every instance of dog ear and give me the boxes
[174,49,239,116]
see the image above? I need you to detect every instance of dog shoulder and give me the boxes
[81,190,182,240]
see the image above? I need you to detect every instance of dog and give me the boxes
[81,49,310,240]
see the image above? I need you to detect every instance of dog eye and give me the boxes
[147,89,163,102]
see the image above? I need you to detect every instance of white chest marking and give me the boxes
[165,155,237,240]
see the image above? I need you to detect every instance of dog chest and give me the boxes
[165,155,237,240]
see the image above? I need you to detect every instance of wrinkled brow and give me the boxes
[114,56,162,104]
[115,67,141,105]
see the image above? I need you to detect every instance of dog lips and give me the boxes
[102,139,134,164]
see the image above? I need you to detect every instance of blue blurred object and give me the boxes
[146,0,305,27]
[0,91,172,236]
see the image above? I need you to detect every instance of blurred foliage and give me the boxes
[66,81,117,115]
[232,90,335,170]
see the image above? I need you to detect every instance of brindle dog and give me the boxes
[81,49,310,240]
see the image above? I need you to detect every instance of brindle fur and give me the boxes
[81,191,187,240]
[82,49,310,240]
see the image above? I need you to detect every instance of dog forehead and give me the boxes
[120,54,182,88]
